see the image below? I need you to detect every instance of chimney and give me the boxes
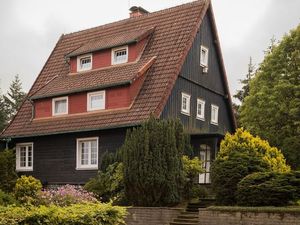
[129,6,149,18]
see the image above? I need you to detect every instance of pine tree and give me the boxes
[0,93,7,132]
[3,75,26,121]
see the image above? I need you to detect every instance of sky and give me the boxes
[0,0,299,101]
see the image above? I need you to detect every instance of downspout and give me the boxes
[5,138,11,149]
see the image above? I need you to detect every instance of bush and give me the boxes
[38,185,98,206]
[237,171,300,206]
[0,190,17,206]
[211,129,290,205]
[85,162,125,204]
[0,149,18,192]
[0,203,127,225]
[182,156,204,199]
[122,116,185,206]
[14,176,42,205]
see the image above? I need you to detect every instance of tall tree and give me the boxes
[0,92,7,132]
[3,75,26,122]
[239,25,300,169]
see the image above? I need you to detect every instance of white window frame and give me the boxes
[52,96,68,116]
[87,91,105,111]
[16,142,33,171]
[111,46,128,65]
[211,104,219,125]
[181,92,191,116]
[200,45,209,69]
[76,137,99,170]
[77,54,92,72]
[196,98,205,121]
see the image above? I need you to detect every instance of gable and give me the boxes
[161,9,235,134]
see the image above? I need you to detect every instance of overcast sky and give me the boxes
[0,0,299,101]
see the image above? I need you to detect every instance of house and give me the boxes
[0,0,235,185]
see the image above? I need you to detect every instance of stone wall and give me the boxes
[199,209,300,225]
[125,207,183,225]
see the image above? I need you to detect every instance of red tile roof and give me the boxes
[1,0,212,138]
[66,27,154,58]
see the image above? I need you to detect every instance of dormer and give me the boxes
[66,27,154,73]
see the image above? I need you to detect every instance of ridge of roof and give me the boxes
[63,0,203,38]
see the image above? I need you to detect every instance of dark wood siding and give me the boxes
[12,128,127,184]
[161,13,234,134]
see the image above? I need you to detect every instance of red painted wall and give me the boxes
[35,98,52,118]
[69,93,87,114]
[69,38,148,73]
[106,86,131,109]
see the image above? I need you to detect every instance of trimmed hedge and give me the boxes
[0,203,126,225]
[0,149,18,192]
[237,171,300,206]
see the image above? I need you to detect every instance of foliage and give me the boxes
[237,171,300,206]
[14,176,42,205]
[0,190,17,206]
[239,25,300,169]
[85,163,125,203]
[0,94,7,132]
[0,149,18,192]
[38,185,98,206]
[182,156,204,199]
[0,203,127,225]
[122,116,185,206]
[211,128,290,205]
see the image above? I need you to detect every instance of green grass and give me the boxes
[207,206,300,214]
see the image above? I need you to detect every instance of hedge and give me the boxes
[0,203,127,225]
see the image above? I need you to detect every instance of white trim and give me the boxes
[77,54,92,72]
[87,91,105,111]
[76,137,99,170]
[196,98,205,121]
[200,45,209,69]
[111,46,128,65]
[52,96,68,116]
[210,104,219,125]
[181,92,191,116]
[16,142,33,171]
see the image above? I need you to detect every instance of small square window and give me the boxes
[200,45,209,69]
[76,137,98,170]
[112,46,128,65]
[16,143,33,171]
[52,97,68,116]
[77,54,92,72]
[211,104,219,125]
[196,98,205,120]
[181,93,191,115]
[87,91,105,111]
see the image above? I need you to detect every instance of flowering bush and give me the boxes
[38,185,98,206]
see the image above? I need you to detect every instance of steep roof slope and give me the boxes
[1,0,212,138]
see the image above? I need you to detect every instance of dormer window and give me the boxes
[77,54,92,72]
[112,46,128,65]
[87,91,105,111]
[52,96,68,116]
[200,45,209,72]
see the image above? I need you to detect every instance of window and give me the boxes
[181,93,191,115]
[112,46,128,65]
[77,54,92,72]
[76,137,98,170]
[196,98,205,120]
[87,91,105,111]
[199,144,211,184]
[16,143,33,171]
[200,45,209,70]
[211,104,219,125]
[52,97,68,116]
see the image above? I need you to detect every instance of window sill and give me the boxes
[210,121,218,126]
[76,167,98,171]
[181,111,190,116]
[16,168,33,172]
[196,116,205,121]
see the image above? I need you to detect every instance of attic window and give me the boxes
[77,54,92,72]
[52,96,68,116]
[87,91,105,111]
[200,45,209,71]
[112,46,128,65]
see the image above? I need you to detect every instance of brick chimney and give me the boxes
[129,6,149,18]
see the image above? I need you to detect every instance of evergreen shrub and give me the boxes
[0,190,17,206]
[122,116,185,206]
[237,171,300,206]
[211,128,290,205]
[14,176,42,205]
[0,149,18,192]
